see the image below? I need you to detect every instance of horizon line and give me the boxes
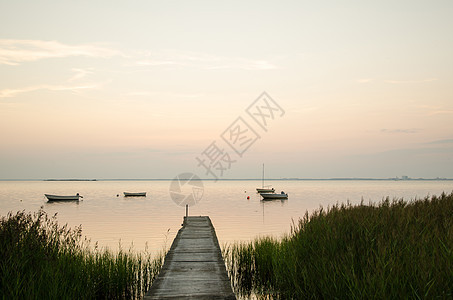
[1,177,452,181]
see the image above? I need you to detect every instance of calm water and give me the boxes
[1,180,452,255]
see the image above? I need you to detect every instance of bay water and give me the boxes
[1,180,452,255]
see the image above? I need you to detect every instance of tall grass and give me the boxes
[225,192,453,299]
[0,209,164,299]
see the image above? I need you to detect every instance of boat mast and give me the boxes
[262,163,265,188]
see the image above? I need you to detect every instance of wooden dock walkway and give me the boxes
[145,216,236,299]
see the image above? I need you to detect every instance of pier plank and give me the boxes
[145,216,236,299]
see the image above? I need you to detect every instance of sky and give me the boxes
[0,0,452,179]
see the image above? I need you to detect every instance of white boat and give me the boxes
[45,193,82,201]
[256,164,274,193]
[124,192,146,197]
[260,191,288,200]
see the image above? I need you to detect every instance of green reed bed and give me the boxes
[224,192,453,299]
[0,209,164,299]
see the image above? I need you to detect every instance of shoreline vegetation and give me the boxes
[0,209,164,299]
[224,192,453,299]
[2,193,453,299]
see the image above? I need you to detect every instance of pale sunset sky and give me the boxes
[0,1,452,179]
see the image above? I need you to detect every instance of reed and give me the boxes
[224,192,453,299]
[0,209,164,299]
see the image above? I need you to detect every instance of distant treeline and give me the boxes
[44,179,97,181]
[0,178,451,181]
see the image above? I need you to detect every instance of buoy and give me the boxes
[247,196,250,200]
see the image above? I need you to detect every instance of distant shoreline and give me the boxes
[43,179,97,181]
[0,178,452,181]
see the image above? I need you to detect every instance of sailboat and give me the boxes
[256,164,275,193]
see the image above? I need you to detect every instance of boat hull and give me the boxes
[260,193,288,200]
[256,188,275,193]
[45,194,81,201]
[124,192,146,197]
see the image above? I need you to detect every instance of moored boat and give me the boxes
[123,192,146,197]
[45,193,82,201]
[257,187,275,193]
[256,164,274,193]
[260,191,288,200]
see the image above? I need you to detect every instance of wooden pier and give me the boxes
[145,216,236,299]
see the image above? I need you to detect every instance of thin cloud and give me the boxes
[204,59,276,70]
[416,104,453,116]
[126,90,204,99]
[127,91,155,97]
[381,128,422,134]
[184,53,278,70]
[135,60,181,67]
[355,78,437,84]
[429,110,453,115]
[68,68,94,81]
[0,84,99,98]
[384,78,438,84]
[132,52,278,70]
[352,145,453,160]
[0,39,122,65]
[426,138,453,145]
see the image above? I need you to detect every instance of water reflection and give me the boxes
[45,200,81,206]
[260,198,287,224]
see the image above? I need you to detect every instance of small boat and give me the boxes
[256,164,274,193]
[123,192,146,197]
[257,187,275,193]
[45,193,82,201]
[260,191,288,200]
